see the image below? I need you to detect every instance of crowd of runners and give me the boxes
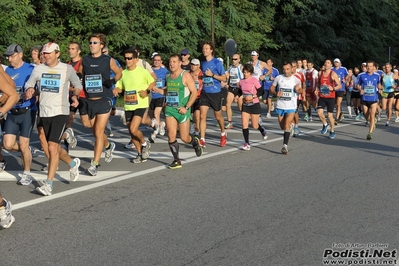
[1,33,398,229]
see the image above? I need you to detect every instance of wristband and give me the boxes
[146,89,151,94]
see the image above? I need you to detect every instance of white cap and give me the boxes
[251,51,259,56]
[190,58,200,65]
[333,58,341,64]
[42,42,60,53]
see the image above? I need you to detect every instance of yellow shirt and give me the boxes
[116,67,154,111]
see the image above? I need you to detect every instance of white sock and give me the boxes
[115,109,124,117]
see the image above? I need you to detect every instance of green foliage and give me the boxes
[0,0,398,69]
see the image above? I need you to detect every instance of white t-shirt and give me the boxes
[273,74,301,110]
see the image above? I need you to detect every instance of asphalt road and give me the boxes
[1,108,399,266]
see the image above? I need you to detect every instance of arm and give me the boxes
[0,67,19,114]
[110,58,122,82]
[331,72,342,91]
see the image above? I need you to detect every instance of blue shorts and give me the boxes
[275,108,296,117]
[4,110,37,138]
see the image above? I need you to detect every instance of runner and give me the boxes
[3,44,36,185]
[292,61,306,136]
[356,61,382,140]
[189,58,203,136]
[235,63,267,150]
[304,61,318,122]
[79,34,121,176]
[164,54,203,169]
[331,58,348,124]
[345,68,354,118]
[262,58,279,119]
[24,42,82,195]
[225,53,243,129]
[270,62,302,154]
[351,66,363,120]
[30,45,42,66]
[199,40,227,148]
[315,59,341,139]
[148,53,168,142]
[180,48,191,71]
[381,63,397,126]
[114,48,154,163]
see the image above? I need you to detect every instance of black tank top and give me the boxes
[82,54,112,98]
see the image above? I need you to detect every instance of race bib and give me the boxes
[348,86,353,92]
[280,88,293,101]
[194,80,199,90]
[124,90,138,105]
[156,78,163,88]
[41,73,61,93]
[85,74,103,93]
[364,85,375,96]
[306,80,311,88]
[320,85,330,96]
[203,77,214,87]
[166,91,179,107]
[229,74,239,87]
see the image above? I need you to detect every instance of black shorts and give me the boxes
[351,91,361,99]
[125,108,146,123]
[381,92,394,99]
[394,92,399,99]
[149,98,165,110]
[262,90,272,100]
[221,88,228,107]
[242,102,261,114]
[86,97,112,119]
[317,97,335,113]
[228,86,239,97]
[69,97,88,115]
[335,91,345,98]
[191,99,200,113]
[4,110,36,138]
[40,115,68,143]
[362,101,378,108]
[199,91,223,111]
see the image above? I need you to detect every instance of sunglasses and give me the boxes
[124,57,133,60]
[181,54,188,56]
[232,58,239,60]
[89,41,99,45]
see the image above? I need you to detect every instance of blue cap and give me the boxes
[180,48,190,55]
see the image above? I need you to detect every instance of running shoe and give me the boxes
[281,144,288,155]
[104,142,116,163]
[64,128,77,149]
[190,123,195,134]
[69,158,80,182]
[329,131,336,139]
[36,180,52,196]
[0,199,15,229]
[266,113,272,118]
[355,115,360,121]
[360,113,365,120]
[120,111,127,125]
[261,127,268,140]
[148,132,157,143]
[376,115,381,122]
[220,133,227,147]
[293,126,300,137]
[309,116,313,122]
[159,121,166,136]
[41,164,58,172]
[86,161,99,176]
[304,114,309,121]
[365,121,370,127]
[225,122,234,129]
[242,143,250,151]
[271,102,275,111]
[124,140,134,149]
[386,121,390,126]
[290,124,294,137]
[132,155,147,163]
[395,117,399,123]
[199,139,206,148]
[168,160,182,169]
[192,137,203,157]
[17,173,33,186]
[321,124,329,135]
[29,146,37,156]
[0,160,7,172]
[366,132,372,140]
[141,142,151,160]
[339,113,344,122]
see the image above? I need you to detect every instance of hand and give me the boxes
[205,68,213,77]
[277,91,283,97]
[71,96,79,107]
[112,89,119,97]
[178,107,187,114]
[139,90,148,98]
[25,88,35,100]
[103,79,116,89]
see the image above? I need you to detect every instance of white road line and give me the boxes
[0,171,131,182]
[12,122,357,211]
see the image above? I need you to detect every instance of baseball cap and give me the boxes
[251,51,259,56]
[217,57,224,63]
[180,48,190,55]
[4,44,23,56]
[151,52,159,59]
[190,59,200,65]
[362,62,367,66]
[333,58,341,64]
[42,42,60,53]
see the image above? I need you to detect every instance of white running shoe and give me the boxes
[242,143,251,151]
[159,121,166,136]
[0,199,15,229]
[104,142,116,163]
[36,180,53,196]
[69,158,80,182]
[17,173,33,186]
[65,128,77,149]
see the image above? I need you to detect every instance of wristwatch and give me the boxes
[185,106,190,110]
